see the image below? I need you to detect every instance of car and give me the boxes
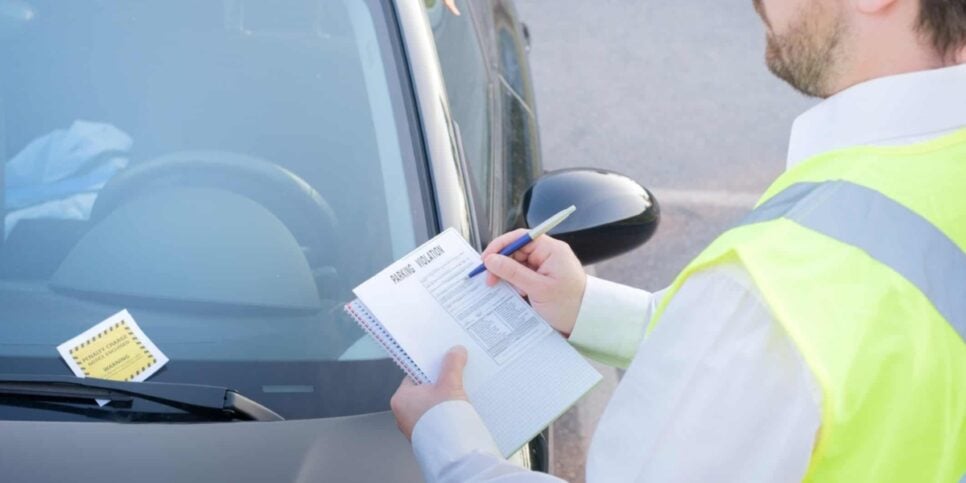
[0,0,658,481]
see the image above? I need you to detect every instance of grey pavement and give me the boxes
[512,0,816,480]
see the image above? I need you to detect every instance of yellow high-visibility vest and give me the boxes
[650,129,966,481]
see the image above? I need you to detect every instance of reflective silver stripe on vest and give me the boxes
[740,180,966,341]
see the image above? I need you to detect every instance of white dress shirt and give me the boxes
[410,63,966,482]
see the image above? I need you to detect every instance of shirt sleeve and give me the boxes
[585,264,822,482]
[411,400,565,482]
[567,276,661,368]
[410,266,822,483]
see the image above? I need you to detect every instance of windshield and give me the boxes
[0,0,431,421]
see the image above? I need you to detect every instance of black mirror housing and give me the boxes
[522,168,659,265]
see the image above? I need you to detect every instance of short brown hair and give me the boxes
[918,0,966,57]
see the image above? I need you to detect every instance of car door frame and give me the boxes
[390,0,485,250]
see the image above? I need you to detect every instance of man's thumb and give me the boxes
[438,345,468,389]
[483,254,545,294]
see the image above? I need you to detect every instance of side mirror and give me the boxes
[522,168,659,265]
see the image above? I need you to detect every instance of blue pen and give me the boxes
[468,205,577,278]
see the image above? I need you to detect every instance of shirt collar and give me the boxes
[786,63,966,168]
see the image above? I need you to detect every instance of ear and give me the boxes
[853,0,898,14]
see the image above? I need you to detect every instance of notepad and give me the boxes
[345,228,601,457]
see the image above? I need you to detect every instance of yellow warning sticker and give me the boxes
[57,310,168,394]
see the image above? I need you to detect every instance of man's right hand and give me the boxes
[481,229,587,336]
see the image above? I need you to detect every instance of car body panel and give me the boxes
[0,411,422,482]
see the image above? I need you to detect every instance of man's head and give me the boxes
[753,0,966,98]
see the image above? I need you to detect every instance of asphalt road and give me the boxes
[512,0,816,480]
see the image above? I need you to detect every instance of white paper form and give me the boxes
[355,228,547,387]
[353,228,601,455]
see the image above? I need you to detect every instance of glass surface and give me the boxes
[500,82,538,231]
[0,0,430,421]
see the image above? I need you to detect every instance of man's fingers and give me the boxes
[485,270,529,296]
[397,376,417,391]
[526,236,562,268]
[438,345,468,389]
[485,251,533,287]
[484,254,548,295]
[481,229,529,257]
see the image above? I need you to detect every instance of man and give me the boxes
[391,0,966,480]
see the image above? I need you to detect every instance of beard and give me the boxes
[761,1,846,98]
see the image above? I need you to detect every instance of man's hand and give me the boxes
[391,346,469,440]
[482,230,587,336]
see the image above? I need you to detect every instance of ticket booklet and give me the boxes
[344,228,601,457]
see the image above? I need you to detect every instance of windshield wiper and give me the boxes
[0,374,283,422]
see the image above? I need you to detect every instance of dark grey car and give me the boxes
[0,0,657,481]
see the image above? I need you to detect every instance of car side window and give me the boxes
[495,23,541,230]
[425,0,493,223]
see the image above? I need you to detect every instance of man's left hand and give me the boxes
[390,345,469,440]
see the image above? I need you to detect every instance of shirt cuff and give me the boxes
[568,276,657,368]
[411,400,502,479]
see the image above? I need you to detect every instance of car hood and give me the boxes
[0,410,423,482]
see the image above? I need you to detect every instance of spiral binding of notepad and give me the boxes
[344,299,431,384]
